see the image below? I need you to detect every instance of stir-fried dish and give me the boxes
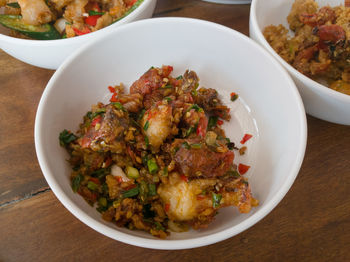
[59,66,258,238]
[0,0,143,39]
[264,0,350,95]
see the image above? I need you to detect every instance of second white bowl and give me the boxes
[250,0,350,125]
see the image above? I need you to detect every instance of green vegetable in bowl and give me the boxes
[0,15,61,40]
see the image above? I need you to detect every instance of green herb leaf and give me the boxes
[144,135,149,147]
[122,186,139,198]
[164,97,172,102]
[162,167,168,177]
[212,192,222,208]
[185,126,194,137]
[59,129,77,146]
[226,170,240,178]
[162,84,173,89]
[72,174,83,192]
[207,116,218,130]
[182,141,190,149]
[88,10,105,16]
[186,104,202,112]
[147,159,158,174]
[91,168,109,179]
[142,203,155,219]
[87,181,99,191]
[112,102,126,112]
[154,221,165,231]
[143,120,149,131]
[138,109,146,121]
[148,183,157,196]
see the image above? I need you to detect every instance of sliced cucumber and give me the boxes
[0,15,61,40]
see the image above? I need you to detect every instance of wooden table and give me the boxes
[1,1,349,261]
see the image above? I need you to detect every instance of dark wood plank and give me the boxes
[0,51,53,205]
[154,0,250,35]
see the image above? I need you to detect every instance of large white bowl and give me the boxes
[35,17,307,249]
[0,0,156,69]
[250,0,350,125]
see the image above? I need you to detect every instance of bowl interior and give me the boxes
[35,18,306,249]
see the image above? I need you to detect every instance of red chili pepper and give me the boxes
[217,120,224,125]
[196,195,205,200]
[104,157,112,168]
[89,177,100,185]
[91,115,102,127]
[85,15,100,27]
[73,26,91,36]
[238,163,250,175]
[108,86,115,93]
[230,92,236,97]
[110,93,118,102]
[165,203,170,212]
[240,134,253,144]
[126,0,137,7]
[180,174,188,182]
[115,176,123,183]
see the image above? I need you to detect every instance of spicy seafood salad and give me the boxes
[0,0,143,39]
[59,65,258,238]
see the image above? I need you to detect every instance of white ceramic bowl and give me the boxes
[0,0,156,69]
[250,0,350,125]
[35,17,307,249]
[201,0,251,4]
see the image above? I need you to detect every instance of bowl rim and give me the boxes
[0,0,154,45]
[35,17,307,250]
[250,0,350,103]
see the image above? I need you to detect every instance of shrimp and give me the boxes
[17,0,54,25]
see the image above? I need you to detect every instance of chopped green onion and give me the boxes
[185,126,194,137]
[226,170,240,178]
[182,142,190,149]
[163,84,173,89]
[125,166,140,179]
[87,181,99,191]
[207,116,218,130]
[155,221,165,231]
[123,186,139,198]
[162,167,168,177]
[176,75,183,80]
[139,181,148,201]
[143,120,149,131]
[147,159,159,174]
[59,129,77,146]
[191,143,202,149]
[88,10,105,16]
[191,90,198,97]
[144,135,149,147]
[164,97,172,102]
[112,102,126,111]
[212,192,222,208]
[72,174,83,192]
[186,104,202,112]
[138,109,146,121]
[148,183,157,196]
[91,168,109,179]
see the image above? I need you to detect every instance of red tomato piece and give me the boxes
[180,174,188,182]
[85,15,101,27]
[73,26,91,36]
[238,163,250,175]
[240,133,253,144]
[91,115,102,127]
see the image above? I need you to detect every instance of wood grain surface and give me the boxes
[0,1,349,261]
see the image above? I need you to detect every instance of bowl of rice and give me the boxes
[35,17,307,249]
[250,0,350,125]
